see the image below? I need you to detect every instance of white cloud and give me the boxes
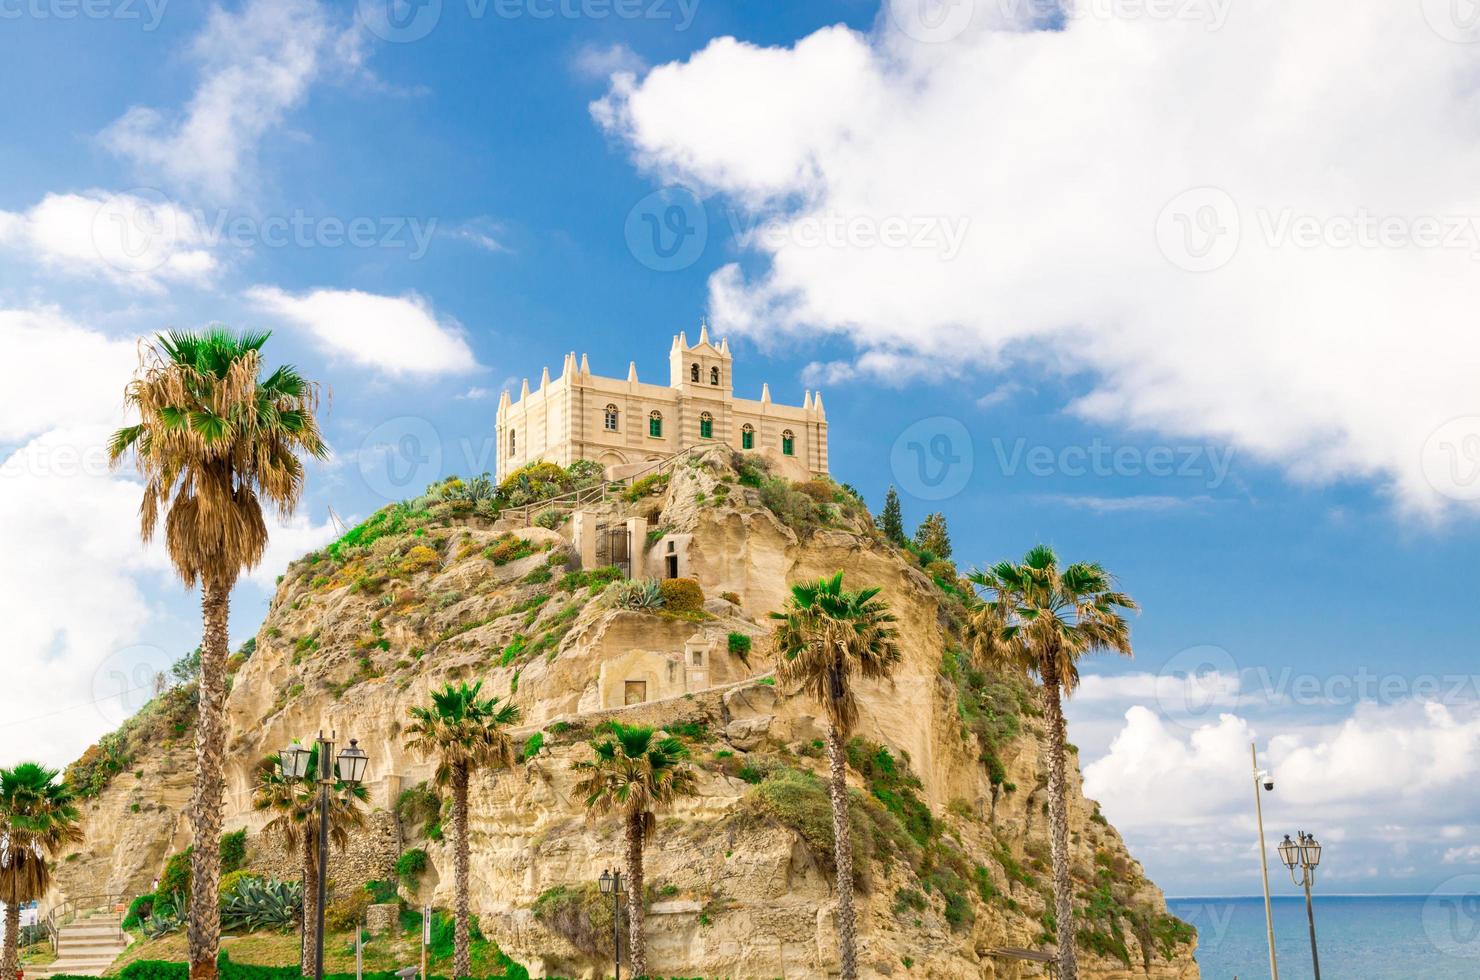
[1079,699,1480,892]
[596,1,1480,519]
[572,42,648,81]
[0,192,217,292]
[101,0,364,199]
[1038,493,1217,513]
[247,286,480,377]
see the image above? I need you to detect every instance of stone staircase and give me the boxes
[26,911,128,978]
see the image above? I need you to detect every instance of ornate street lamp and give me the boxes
[598,868,624,980]
[281,732,369,980]
[1279,831,1324,980]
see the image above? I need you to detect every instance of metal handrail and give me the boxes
[502,444,710,526]
[45,892,128,953]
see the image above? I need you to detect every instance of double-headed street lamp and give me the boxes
[597,868,625,980]
[1279,831,1324,980]
[280,732,370,980]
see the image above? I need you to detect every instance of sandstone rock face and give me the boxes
[55,448,1198,979]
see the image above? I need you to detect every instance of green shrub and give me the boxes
[396,848,429,890]
[158,847,193,905]
[758,478,822,532]
[657,578,704,613]
[395,783,442,840]
[726,631,752,664]
[325,887,372,932]
[623,473,669,502]
[122,893,155,931]
[365,878,399,905]
[219,829,247,874]
[523,566,553,584]
[533,509,563,530]
[520,732,544,761]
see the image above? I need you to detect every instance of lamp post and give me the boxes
[281,732,369,980]
[1279,831,1323,980]
[598,868,624,980]
[1250,743,1279,980]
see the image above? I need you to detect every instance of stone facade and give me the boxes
[495,325,829,482]
[244,809,401,899]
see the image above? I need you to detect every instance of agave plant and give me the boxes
[143,891,185,939]
[610,578,664,611]
[221,877,303,933]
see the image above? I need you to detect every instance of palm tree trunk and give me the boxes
[1040,662,1078,980]
[452,765,471,980]
[188,576,231,980]
[1,896,20,980]
[826,722,858,980]
[624,811,647,979]
[300,834,316,978]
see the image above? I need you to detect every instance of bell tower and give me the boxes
[669,319,733,393]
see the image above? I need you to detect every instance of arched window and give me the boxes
[741,424,754,450]
[690,363,700,382]
[604,404,619,431]
[509,429,517,457]
[699,411,713,439]
[710,366,720,386]
[649,411,663,438]
[781,429,795,456]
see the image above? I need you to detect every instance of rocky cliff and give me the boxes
[56,447,1198,979]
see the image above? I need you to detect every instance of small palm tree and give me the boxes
[968,546,1137,980]
[251,746,368,977]
[0,764,83,980]
[769,572,900,980]
[403,682,521,979]
[111,328,325,980]
[573,723,697,979]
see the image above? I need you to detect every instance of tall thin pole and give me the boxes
[315,733,333,980]
[1302,869,1321,980]
[613,872,621,980]
[1251,743,1279,980]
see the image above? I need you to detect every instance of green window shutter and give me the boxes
[782,435,794,456]
[700,418,713,439]
[742,430,753,449]
[650,416,662,438]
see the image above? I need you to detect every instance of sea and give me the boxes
[1168,895,1480,979]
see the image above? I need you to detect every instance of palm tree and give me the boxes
[573,722,696,979]
[403,682,521,979]
[111,329,325,980]
[967,546,1137,980]
[0,764,83,980]
[768,572,900,980]
[251,746,368,977]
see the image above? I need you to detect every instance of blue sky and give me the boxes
[3,0,1480,900]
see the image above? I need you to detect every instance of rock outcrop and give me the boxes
[56,447,1199,979]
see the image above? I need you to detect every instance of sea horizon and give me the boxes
[1167,893,1479,979]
